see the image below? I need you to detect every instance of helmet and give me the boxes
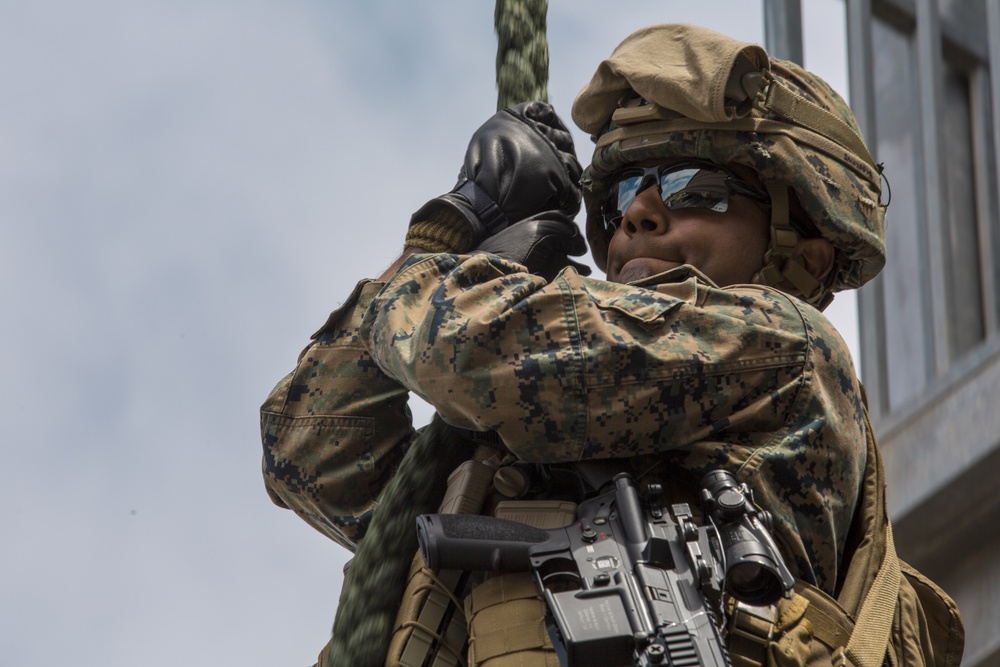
[571,24,886,306]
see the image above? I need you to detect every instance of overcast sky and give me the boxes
[1,2,855,665]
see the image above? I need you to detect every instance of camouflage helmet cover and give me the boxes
[571,24,886,293]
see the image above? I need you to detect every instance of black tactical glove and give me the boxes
[474,212,591,281]
[407,101,582,252]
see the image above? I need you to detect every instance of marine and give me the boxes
[260,23,963,667]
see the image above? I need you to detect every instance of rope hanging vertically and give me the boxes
[325,417,471,667]
[324,6,551,666]
[495,0,550,109]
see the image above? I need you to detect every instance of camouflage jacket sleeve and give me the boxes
[361,253,867,592]
[260,280,415,552]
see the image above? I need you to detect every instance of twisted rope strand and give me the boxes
[495,0,549,109]
[325,3,551,663]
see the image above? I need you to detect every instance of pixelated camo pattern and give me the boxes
[261,253,867,593]
[360,253,867,591]
[261,280,415,552]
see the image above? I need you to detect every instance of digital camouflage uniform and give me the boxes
[262,252,865,594]
[260,22,902,667]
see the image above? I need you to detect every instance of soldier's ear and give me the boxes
[792,237,835,282]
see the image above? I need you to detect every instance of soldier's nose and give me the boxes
[622,186,668,237]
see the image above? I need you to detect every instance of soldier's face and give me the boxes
[604,165,772,287]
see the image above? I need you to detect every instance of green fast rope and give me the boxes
[325,4,551,665]
[495,0,550,109]
[326,416,470,667]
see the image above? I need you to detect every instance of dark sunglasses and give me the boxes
[602,161,772,236]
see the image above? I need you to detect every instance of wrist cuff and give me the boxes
[405,210,471,253]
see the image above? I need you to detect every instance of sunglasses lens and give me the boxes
[603,171,644,233]
[602,163,771,236]
[660,168,731,213]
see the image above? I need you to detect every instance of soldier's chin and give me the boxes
[615,258,678,284]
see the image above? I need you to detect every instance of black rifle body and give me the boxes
[417,473,738,667]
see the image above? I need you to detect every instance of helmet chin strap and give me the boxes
[751,182,834,310]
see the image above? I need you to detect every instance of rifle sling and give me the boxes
[844,521,901,667]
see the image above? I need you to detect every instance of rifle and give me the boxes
[416,469,794,667]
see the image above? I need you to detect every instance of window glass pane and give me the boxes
[873,18,931,411]
[941,64,985,356]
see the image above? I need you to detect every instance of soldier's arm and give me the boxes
[360,253,867,592]
[260,279,416,552]
[361,252,818,461]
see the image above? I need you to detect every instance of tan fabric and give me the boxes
[731,563,963,667]
[846,522,901,667]
[892,562,965,667]
[385,553,468,667]
[464,573,541,617]
[464,573,559,667]
[572,23,768,132]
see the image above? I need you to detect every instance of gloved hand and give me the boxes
[474,212,591,281]
[406,101,582,253]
